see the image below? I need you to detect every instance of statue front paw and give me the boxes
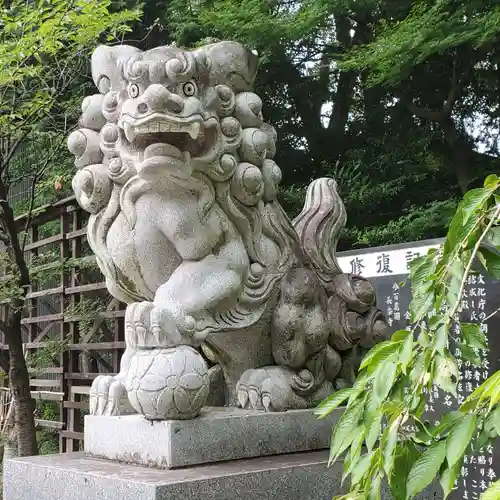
[236,366,333,412]
[126,302,198,348]
[90,375,125,416]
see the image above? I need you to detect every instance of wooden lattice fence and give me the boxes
[0,196,125,452]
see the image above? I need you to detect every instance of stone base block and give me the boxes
[3,451,442,500]
[2,451,365,500]
[84,407,341,468]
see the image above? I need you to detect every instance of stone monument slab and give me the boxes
[84,407,341,468]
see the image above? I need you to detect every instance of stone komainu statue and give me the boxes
[69,41,388,419]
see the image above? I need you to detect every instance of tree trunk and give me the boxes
[0,178,38,457]
[7,303,38,456]
[439,116,474,194]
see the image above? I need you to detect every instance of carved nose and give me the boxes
[142,84,184,114]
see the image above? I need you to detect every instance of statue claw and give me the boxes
[237,389,249,409]
[126,301,187,348]
[248,389,261,410]
[261,394,272,412]
[90,375,125,416]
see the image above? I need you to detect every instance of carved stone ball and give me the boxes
[220,154,237,176]
[67,130,87,158]
[102,91,118,112]
[125,346,210,420]
[101,123,119,144]
[221,117,241,138]
[352,276,375,305]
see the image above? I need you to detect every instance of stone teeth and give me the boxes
[189,122,201,139]
[123,122,136,142]
[133,120,202,137]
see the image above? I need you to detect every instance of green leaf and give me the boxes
[343,429,365,482]
[315,388,357,418]
[446,206,464,251]
[486,226,500,247]
[382,400,404,416]
[445,265,463,310]
[478,371,500,409]
[481,480,500,500]
[392,329,411,342]
[374,358,398,403]
[363,389,379,428]
[460,187,491,224]
[407,440,447,498]
[367,473,381,500]
[417,328,430,347]
[460,380,488,412]
[389,442,420,500]
[484,409,499,439]
[410,292,435,323]
[430,411,462,438]
[409,255,438,321]
[351,452,372,486]
[445,414,476,467]
[440,459,462,499]
[461,323,488,350]
[330,398,364,465]
[472,430,492,453]
[382,415,401,475]
[459,343,482,366]
[360,340,402,370]
[489,406,500,435]
[478,247,500,279]
[410,351,430,385]
[365,412,382,452]
[433,322,448,353]
[434,352,460,396]
[391,375,409,403]
[400,334,413,373]
[484,174,500,189]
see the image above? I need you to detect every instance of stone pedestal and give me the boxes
[84,407,340,468]
[4,450,376,500]
[3,408,442,500]
[3,450,441,500]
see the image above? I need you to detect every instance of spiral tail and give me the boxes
[292,178,346,287]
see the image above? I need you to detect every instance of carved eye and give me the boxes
[128,84,140,98]
[182,81,197,97]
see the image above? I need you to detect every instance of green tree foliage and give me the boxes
[318,175,500,499]
[0,0,140,457]
[10,0,500,248]
[130,0,500,249]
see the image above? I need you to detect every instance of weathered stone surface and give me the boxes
[84,407,342,468]
[69,40,388,420]
[4,451,442,500]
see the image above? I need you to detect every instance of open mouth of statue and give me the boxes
[120,114,217,159]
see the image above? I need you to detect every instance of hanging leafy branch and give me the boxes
[317,174,500,499]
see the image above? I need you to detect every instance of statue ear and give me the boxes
[198,41,259,93]
[91,45,141,94]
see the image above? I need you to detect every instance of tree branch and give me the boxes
[21,132,70,251]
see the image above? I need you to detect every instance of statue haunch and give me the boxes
[69,41,388,419]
